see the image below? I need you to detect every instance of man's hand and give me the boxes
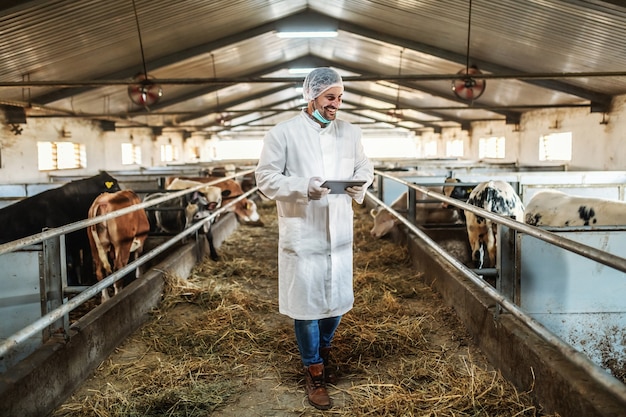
[308,177,330,200]
[345,185,363,200]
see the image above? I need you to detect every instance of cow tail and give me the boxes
[88,203,112,273]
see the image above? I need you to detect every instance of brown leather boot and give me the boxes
[304,363,332,410]
[320,347,339,384]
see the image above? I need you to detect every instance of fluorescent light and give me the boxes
[288,68,315,75]
[276,31,338,38]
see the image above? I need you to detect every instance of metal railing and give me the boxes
[368,171,626,401]
[374,170,626,274]
[0,170,256,359]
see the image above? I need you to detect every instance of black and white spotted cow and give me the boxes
[464,180,525,269]
[525,189,626,227]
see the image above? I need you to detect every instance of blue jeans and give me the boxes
[294,316,342,366]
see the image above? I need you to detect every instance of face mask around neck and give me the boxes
[312,109,332,124]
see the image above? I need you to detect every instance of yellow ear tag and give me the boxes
[105,181,115,189]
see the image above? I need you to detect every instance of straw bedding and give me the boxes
[53,199,560,417]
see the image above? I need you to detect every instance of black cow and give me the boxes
[0,171,121,285]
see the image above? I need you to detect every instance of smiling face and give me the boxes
[308,86,343,124]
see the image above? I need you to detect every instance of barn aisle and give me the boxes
[52,199,560,417]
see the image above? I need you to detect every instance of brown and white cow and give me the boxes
[525,190,626,226]
[168,176,262,225]
[370,188,462,238]
[87,190,150,302]
[462,180,524,269]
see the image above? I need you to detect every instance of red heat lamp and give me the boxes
[128,73,163,107]
[387,109,403,122]
[451,66,486,101]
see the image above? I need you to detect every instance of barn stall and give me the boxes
[0,165,625,416]
[0,171,253,414]
[49,199,562,417]
[369,169,626,415]
[2,2,626,415]
[373,169,626,376]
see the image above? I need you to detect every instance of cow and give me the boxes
[145,179,223,234]
[370,188,462,238]
[525,190,626,226]
[167,176,262,225]
[462,180,525,269]
[143,193,204,234]
[166,179,226,261]
[166,178,224,210]
[239,172,257,194]
[0,171,121,285]
[442,176,474,209]
[209,164,237,178]
[87,190,150,302]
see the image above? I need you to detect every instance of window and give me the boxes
[362,137,418,159]
[121,143,142,165]
[478,136,505,159]
[37,141,86,171]
[445,138,464,157]
[539,132,572,161]
[160,144,179,162]
[423,139,438,157]
[213,139,264,160]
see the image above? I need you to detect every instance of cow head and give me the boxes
[235,199,261,225]
[369,207,398,238]
[98,171,122,193]
[465,212,490,269]
[184,201,201,230]
[185,191,219,227]
[198,185,223,211]
[442,177,473,209]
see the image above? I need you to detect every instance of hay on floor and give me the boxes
[53,199,561,417]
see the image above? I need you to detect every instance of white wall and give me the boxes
[409,93,626,171]
[463,94,626,170]
[515,98,626,170]
[0,118,110,183]
[2,93,626,184]
[0,119,218,184]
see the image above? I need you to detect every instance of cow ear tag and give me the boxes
[105,181,115,189]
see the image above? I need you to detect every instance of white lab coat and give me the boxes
[255,111,374,320]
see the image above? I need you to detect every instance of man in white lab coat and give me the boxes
[255,67,374,410]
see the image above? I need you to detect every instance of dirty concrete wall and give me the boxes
[405,232,626,417]
[2,95,626,185]
[0,213,239,417]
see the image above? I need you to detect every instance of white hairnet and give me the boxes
[302,67,344,101]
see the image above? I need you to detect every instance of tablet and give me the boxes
[320,180,366,194]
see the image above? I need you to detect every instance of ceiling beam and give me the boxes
[336,16,614,108]
[29,16,299,105]
[6,8,615,131]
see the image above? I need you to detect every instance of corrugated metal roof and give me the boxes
[1,0,625,136]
